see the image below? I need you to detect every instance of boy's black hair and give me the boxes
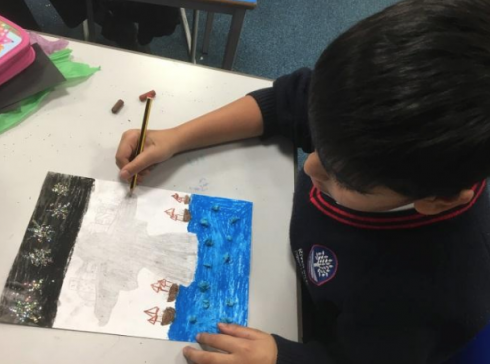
[309,0,490,198]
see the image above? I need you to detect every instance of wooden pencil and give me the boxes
[130,97,153,194]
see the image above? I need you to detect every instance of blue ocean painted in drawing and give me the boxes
[168,194,253,342]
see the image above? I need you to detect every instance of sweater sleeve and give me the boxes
[272,317,439,364]
[248,68,314,153]
[272,335,340,364]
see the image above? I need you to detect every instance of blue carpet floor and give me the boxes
[24,0,399,166]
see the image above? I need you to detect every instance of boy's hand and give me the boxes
[115,129,178,182]
[183,323,278,364]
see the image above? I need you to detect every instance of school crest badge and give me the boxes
[308,245,338,285]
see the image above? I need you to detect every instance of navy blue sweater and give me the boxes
[250,68,490,364]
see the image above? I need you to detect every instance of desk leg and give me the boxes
[222,8,246,70]
[191,10,200,64]
[202,12,215,55]
[84,0,96,42]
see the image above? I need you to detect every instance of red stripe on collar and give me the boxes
[309,180,486,230]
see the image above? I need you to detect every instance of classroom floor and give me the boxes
[24,0,399,165]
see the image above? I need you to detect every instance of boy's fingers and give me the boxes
[196,333,240,353]
[115,152,130,170]
[137,170,151,182]
[122,166,153,184]
[119,151,157,180]
[115,130,140,169]
[183,347,231,364]
[218,323,263,340]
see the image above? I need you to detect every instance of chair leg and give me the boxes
[202,12,215,55]
[222,9,246,70]
[84,0,96,42]
[191,10,200,64]
[179,8,192,56]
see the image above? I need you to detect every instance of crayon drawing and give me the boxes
[0,172,253,342]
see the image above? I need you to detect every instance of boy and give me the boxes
[115,0,490,363]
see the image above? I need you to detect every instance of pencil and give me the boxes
[130,97,153,195]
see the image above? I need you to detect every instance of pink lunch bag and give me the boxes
[0,15,35,87]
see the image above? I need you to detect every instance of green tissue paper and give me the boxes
[0,49,99,134]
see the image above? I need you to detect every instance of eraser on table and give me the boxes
[139,90,156,101]
[111,99,124,114]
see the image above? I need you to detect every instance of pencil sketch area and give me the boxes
[54,180,198,340]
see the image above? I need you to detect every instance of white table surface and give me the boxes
[0,37,297,363]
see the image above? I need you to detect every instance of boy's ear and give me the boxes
[414,189,475,215]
